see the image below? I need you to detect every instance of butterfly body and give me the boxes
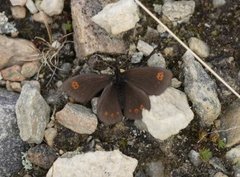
[62,67,172,125]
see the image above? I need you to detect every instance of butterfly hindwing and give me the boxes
[123,81,150,120]
[97,83,123,125]
[123,67,172,95]
[61,74,111,104]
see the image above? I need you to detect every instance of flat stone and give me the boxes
[226,145,240,165]
[27,144,58,169]
[10,0,27,6]
[56,103,98,134]
[162,1,195,24]
[188,37,210,58]
[11,6,26,19]
[220,100,240,147]
[183,51,221,126]
[141,87,194,140]
[92,0,139,35]
[21,61,40,78]
[137,40,154,56]
[0,35,40,70]
[147,52,166,68]
[46,150,138,177]
[1,65,25,81]
[0,88,28,176]
[16,81,50,144]
[40,0,64,16]
[71,0,127,58]
[25,0,38,14]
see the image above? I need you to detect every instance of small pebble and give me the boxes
[212,0,226,8]
[21,61,40,78]
[188,37,210,58]
[147,52,166,68]
[11,6,26,19]
[137,40,154,56]
[171,78,182,88]
[1,65,25,81]
[45,127,57,147]
[9,81,22,92]
[188,150,201,167]
[25,0,38,14]
[131,52,144,64]
[153,4,162,15]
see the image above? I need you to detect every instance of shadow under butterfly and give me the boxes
[62,67,172,125]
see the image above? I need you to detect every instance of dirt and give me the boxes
[1,0,240,177]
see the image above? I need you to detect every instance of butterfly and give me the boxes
[62,67,172,125]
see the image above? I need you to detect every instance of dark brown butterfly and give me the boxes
[62,67,172,125]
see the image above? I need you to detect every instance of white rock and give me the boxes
[157,24,167,33]
[10,0,27,6]
[226,145,240,165]
[213,0,226,8]
[162,1,195,24]
[153,4,162,15]
[131,52,143,64]
[32,11,52,24]
[40,0,64,16]
[171,78,182,88]
[147,52,166,68]
[11,6,26,19]
[56,103,98,134]
[137,40,154,56]
[25,0,38,14]
[46,150,138,177]
[92,0,139,35]
[15,81,50,144]
[188,37,210,58]
[141,87,194,140]
[183,51,221,126]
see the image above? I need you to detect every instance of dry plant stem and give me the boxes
[135,0,240,99]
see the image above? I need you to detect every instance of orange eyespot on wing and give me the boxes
[71,80,80,90]
[156,71,164,81]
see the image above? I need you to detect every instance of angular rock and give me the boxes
[137,40,154,56]
[9,81,22,92]
[162,1,195,24]
[44,127,57,147]
[0,35,40,70]
[188,37,210,58]
[183,51,221,126]
[21,61,40,78]
[71,0,127,58]
[141,87,194,140]
[220,100,240,147]
[10,0,27,6]
[0,12,18,34]
[0,88,28,176]
[46,150,138,177]
[171,78,182,88]
[16,81,50,144]
[1,65,25,81]
[11,6,26,19]
[131,52,143,64]
[40,0,64,16]
[92,0,139,35]
[56,103,98,134]
[147,52,166,68]
[25,0,38,14]
[226,145,240,165]
[27,144,58,169]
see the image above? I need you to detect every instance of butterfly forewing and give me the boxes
[123,81,150,120]
[123,67,172,95]
[97,83,123,125]
[61,74,111,104]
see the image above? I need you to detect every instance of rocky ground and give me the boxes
[0,0,240,177]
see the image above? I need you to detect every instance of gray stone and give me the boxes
[183,51,221,126]
[92,0,139,35]
[153,4,162,15]
[137,40,154,56]
[214,172,228,177]
[220,100,240,147]
[213,0,226,8]
[188,37,210,58]
[16,81,50,144]
[162,1,195,24]
[46,150,138,177]
[25,0,38,14]
[141,87,194,140]
[11,6,26,19]
[226,145,240,166]
[40,0,64,16]
[171,78,182,88]
[188,150,201,167]
[131,52,143,64]
[145,161,165,177]
[147,53,166,68]
[209,157,227,174]
[56,103,98,134]
[71,0,127,58]
[0,88,28,176]
[0,12,18,34]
